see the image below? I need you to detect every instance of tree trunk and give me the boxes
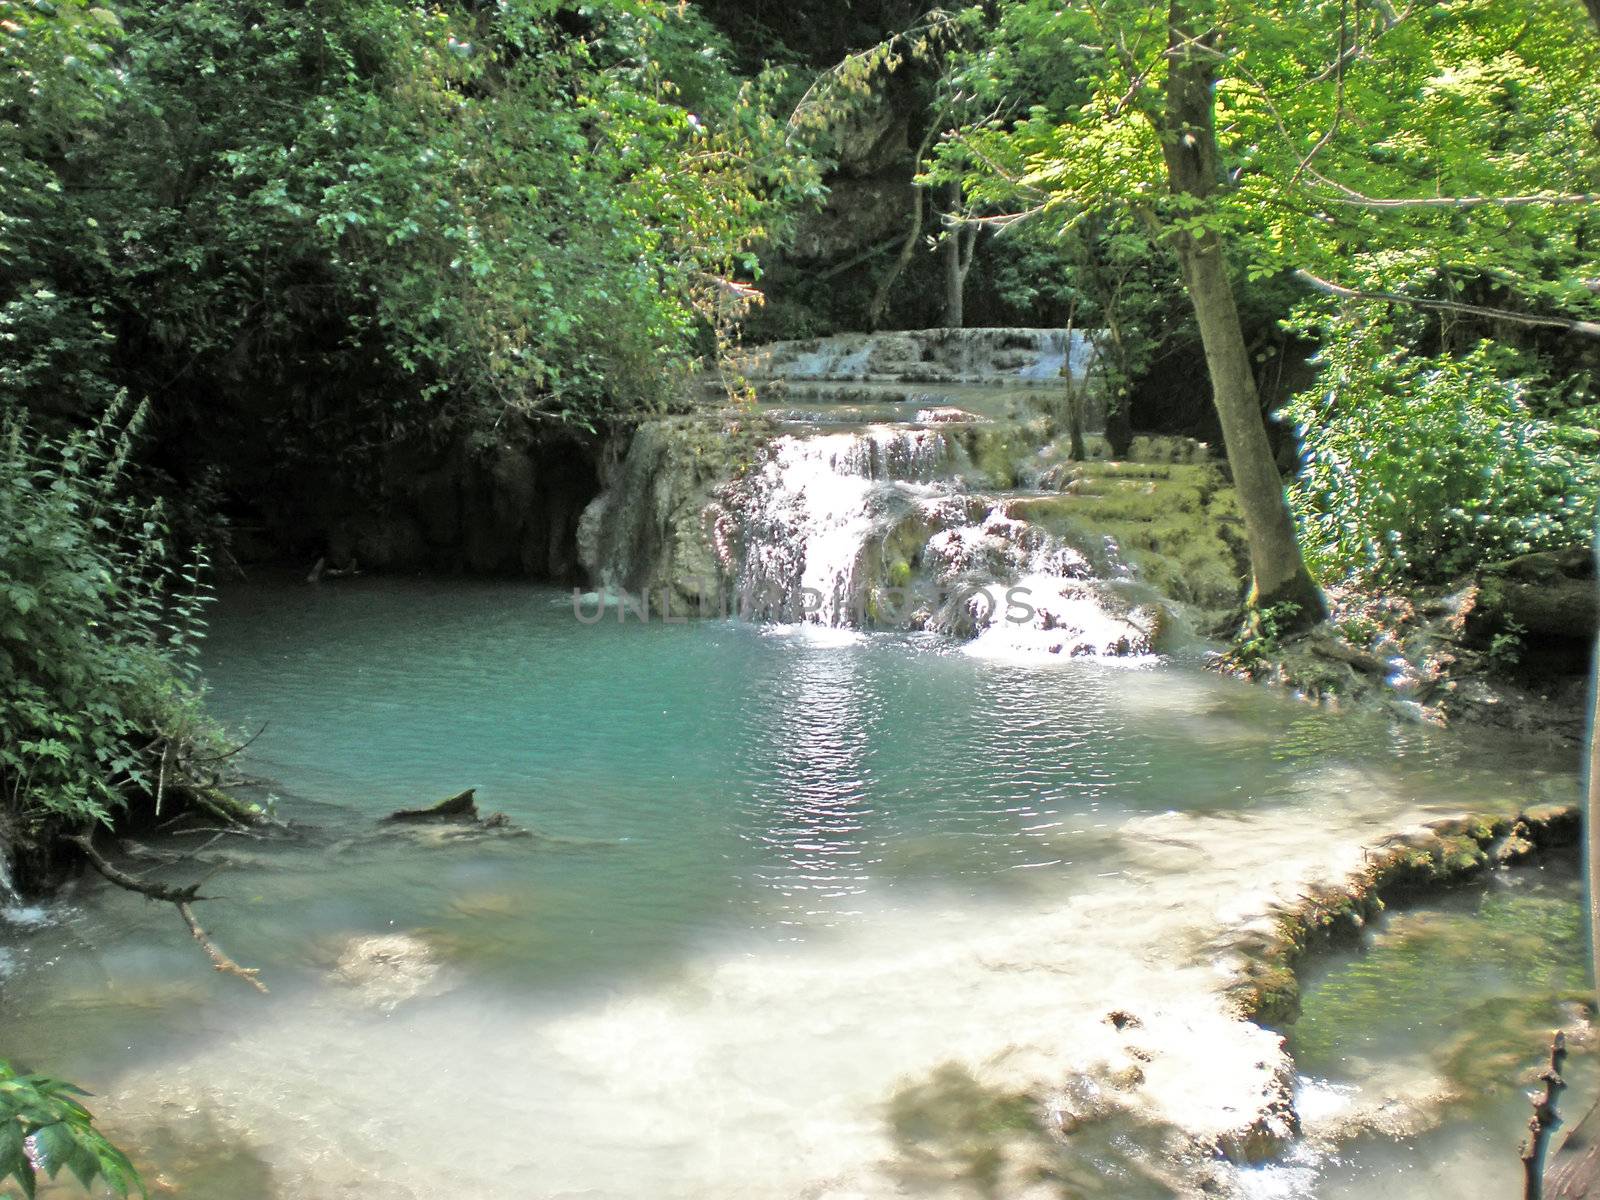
[1161,3,1326,625]
[869,184,925,331]
[1063,303,1088,460]
[870,118,945,331]
[1588,531,1600,1013]
[943,181,966,328]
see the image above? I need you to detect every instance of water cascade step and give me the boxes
[580,329,1216,655]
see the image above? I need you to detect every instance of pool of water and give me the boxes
[0,577,1585,1198]
[1244,863,1594,1199]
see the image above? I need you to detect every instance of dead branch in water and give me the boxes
[174,900,267,993]
[1523,1031,1567,1200]
[70,831,269,994]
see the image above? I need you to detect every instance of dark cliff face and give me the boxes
[226,427,604,582]
[693,0,937,70]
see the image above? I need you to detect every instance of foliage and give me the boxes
[0,1059,143,1199]
[952,0,1600,324]
[1226,599,1309,670]
[0,400,221,831]
[0,0,822,494]
[951,0,1599,594]
[1287,319,1600,582]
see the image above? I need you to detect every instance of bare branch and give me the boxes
[72,831,268,993]
[1295,269,1600,339]
[70,833,204,903]
[1522,1032,1567,1200]
[1309,186,1600,210]
[176,901,268,994]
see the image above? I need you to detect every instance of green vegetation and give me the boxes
[1289,323,1600,583]
[0,401,225,837]
[0,1061,143,1199]
[1,0,815,492]
[944,0,1600,595]
[1,2,1597,1190]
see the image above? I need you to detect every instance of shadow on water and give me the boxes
[884,1063,1182,1199]
[33,1107,276,1200]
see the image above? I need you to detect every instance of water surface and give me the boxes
[0,577,1583,1198]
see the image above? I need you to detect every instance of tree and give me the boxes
[955,0,1600,623]
[1,0,819,501]
[955,0,1326,624]
[940,180,980,327]
[1158,2,1326,621]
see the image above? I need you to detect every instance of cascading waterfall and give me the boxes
[581,329,1173,652]
[727,427,950,626]
[721,421,1161,655]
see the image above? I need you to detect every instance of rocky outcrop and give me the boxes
[577,413,776,611]
[309,428,602,579]
[1471,546,1597,642]
[1223,557,1594,742]
[786,91,912,263]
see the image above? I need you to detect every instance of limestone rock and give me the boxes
[331,933,449,1010]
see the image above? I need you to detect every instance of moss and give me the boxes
[963,423,1051,488]
[1236,965,1303,1026]
[1223,805,1578,1027]
[1007,463,1246,611]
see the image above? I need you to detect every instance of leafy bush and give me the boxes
[0,1060,144,1199]
[1286,320,1599,583]
[1,0,820,499]
[0,400,220,833]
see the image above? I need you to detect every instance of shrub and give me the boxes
[0,1060,144,1198]
[1286,321,1599,584]
[0,399,221,834]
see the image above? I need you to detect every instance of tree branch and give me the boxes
[1295,270,1600,339]
[1310,187,1600,210]
[71,831,268,993]
[1523,1032,1568,1200]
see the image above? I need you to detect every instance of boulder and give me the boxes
[1474,547,1598,640]
[331,932,448,1010]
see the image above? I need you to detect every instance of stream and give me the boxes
[0,335,1589,1197]
[0,578,1586,1198]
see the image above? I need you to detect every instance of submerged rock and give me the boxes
[331,932,450,1010]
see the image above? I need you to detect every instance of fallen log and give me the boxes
[386,788,479,823]
[1524,1032,1568,1199]
[1546,1093,1600,1199]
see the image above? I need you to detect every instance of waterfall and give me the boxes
[728,427,949,626]
[732,327,1097,387]
[0,848,30,926]
[721,424,1160,655]
[579,328,1171,655]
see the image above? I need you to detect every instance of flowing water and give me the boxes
[0,576,1586,1199]
[1,341,1587,1196]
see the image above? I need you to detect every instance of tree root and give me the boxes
[69,832,268,994]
